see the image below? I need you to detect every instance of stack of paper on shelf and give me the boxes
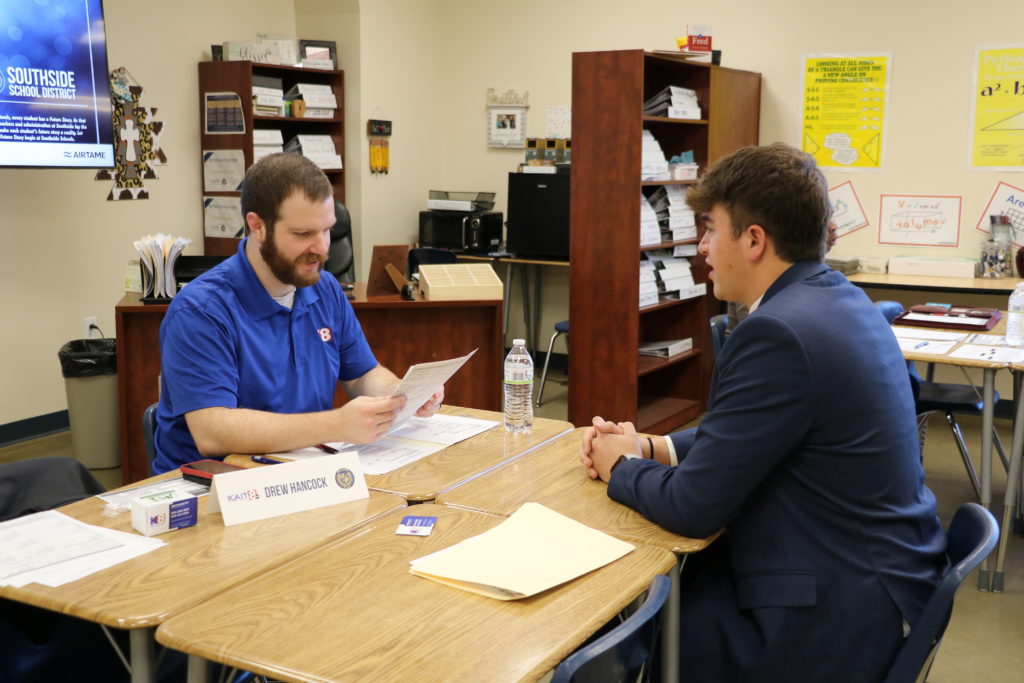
[639,260,659,308]
[641,130,670,181]
[284,134,342,169]
[648,252,706,301]
[639,338,693,358]
[644,85,701,120]
[284,83,338,118]
[252,74,284,117]
[409,502,634,600]
[133,233,192,299]
[640,193,662,247]
[252,128,284,161]
[648,185,697,242]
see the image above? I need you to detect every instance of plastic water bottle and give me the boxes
[503,339,534,433]
[1007,283,1024,347]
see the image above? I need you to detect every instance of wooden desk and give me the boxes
[849,272,1022,296]
[156,505,677,683]
[993,363,1024,593]
[115,288,503,484]
[224,406,574,503]
[0,475,406,683]
[435,427,718,682]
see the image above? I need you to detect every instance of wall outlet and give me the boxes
[83,316,98,338]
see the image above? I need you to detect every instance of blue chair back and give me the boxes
[550,574,670,683]
[876,300,904,323]
[882,502,998,683]
[143,403,158,476]
[710,314,728,361]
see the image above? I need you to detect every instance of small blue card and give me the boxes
[396,515,438,536]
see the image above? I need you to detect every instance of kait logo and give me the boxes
[318,327,333,342]
[335,468,355,489]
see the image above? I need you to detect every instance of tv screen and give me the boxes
[0,0,114,168]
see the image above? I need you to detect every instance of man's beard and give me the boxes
[260,230,327,288]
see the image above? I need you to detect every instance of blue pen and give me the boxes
[914,341,929,349]
[250,455,284,465]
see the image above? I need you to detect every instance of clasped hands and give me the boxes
[580,416,644,483]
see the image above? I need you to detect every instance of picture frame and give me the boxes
[298,39,338,70]
[487,105,528,148]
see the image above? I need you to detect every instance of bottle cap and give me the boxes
[512,338,526,346]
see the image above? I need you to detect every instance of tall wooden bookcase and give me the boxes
[198,61,345,256]
[568,50,761,433]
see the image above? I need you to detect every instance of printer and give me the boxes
[419,190,503,254]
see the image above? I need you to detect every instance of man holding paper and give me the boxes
[153,154,442,473]
[580,144,944,682]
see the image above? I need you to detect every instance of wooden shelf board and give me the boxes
[642,115,708,125]
[640,297,702,314]
[637,348,701,376]
[640,238,699,251]
[640,179,698,187]
[254,115,343,123]
[637,395,702,434]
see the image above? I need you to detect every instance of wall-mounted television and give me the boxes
[0,0,114,168]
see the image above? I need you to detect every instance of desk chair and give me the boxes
[143,403,158,476]
[709,314,728,361]
[875,301,1008,499]
[325,201,355,283]
[408,247,457,278]
[536,319,569,407]
[882,502,998,683]
[550,574,670,683]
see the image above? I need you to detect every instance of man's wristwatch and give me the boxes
[610,453,642,475]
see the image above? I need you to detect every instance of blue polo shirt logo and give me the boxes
[318,327,333,342]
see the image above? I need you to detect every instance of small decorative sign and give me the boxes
[487,88,529,148]
[207,452,368,526]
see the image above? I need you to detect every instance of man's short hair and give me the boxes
[686,143,832,262]
[240,153,333,234]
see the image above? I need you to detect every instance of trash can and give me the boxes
[58,339,120,469]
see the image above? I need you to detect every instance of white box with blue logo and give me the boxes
[131,489,198,536]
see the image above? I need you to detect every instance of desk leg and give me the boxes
[186,655,212,683]
[978,368,996,591]
[994,370,1024,593]
[661,557,681,683]
[531,264,543,355]
[129,627,156,683]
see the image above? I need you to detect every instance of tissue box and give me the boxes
[888,256,978,279]
[131,489,198,536]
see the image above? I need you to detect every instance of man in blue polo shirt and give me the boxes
[153,153,442,473]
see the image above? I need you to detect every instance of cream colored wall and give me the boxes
[5,0,1024,427]
[0,1,296,425]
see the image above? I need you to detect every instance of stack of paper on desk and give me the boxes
[409,502,634,600]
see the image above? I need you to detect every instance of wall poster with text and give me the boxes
[878,194,962,247]
[801,54,890,170]
[970,45,1024,169]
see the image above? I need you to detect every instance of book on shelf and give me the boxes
[252,129,283,146]
[641,129,670,181]
[638,338,693,358]
[284,134,342,169]
[284,83,338,109]
[643,85,702,119]
[253,145,283,161]
[640,192,662,246]
[133,233,192,300]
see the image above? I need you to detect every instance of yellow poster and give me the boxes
[971,45,1024,169]
[801,55,890,170]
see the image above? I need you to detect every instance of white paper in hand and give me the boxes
[389,349,476,428]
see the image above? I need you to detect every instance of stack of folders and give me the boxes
[825,256,860,275]
[639,338,693,358]
[640,193,662,247]
[647,252,706,302]
[641,130,670,181]
[133,233,192,300]
[648,186,697,243]
[643,85,701,120]
[639,259,659,308]
[284,83,338,118]
[252,74,284,117]
[284,134,342,169]
[253,128,284,161]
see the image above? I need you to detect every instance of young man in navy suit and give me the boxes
[581,143,945,682]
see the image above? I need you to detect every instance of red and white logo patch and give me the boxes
[318,327,333,342]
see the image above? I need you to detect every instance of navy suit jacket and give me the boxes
[609,261,945,682]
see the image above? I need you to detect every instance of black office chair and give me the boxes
[536,320,569,407]
[143,402,158,476]
[876,301,1008,498]
[408,247,457,278]
[709,314,728,361]
[324,201,356,283]
[881,502,998,683]
[550,574,670,683]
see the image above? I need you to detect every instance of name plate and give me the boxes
[208,452,368,526]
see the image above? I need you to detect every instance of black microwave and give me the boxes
[419,210,503,254]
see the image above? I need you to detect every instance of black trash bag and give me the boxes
[57,339,117,378]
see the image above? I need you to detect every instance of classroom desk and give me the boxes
[435,428,720,682]
[115,288,503,485]
[898,317,1011,590]
[849,272,1023,296]
[0,476,406,683]
[156,504,677,683]
[994,365,1024,592]
[225,406,574,503]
